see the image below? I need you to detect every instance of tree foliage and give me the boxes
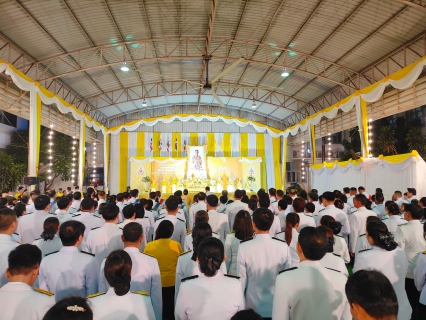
[0,152,26,192]
[376,126,398,156]
[406,126,426,159]
[340,128,361,161]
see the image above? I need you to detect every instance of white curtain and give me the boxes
[231,133,240,157]
[264,135,275,189]
[248,134,257,156]
[214,133,223,157]
[109,134,120,194]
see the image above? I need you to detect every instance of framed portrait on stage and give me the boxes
[186,145,208,179]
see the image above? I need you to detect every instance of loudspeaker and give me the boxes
[22,176,37,185]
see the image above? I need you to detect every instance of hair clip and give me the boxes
[67,305,86,312]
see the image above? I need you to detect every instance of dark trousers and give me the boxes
[162,286,175,320]
[419,302,426,319]
[406,278,420,320]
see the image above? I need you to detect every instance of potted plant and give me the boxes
[141,176,151,192]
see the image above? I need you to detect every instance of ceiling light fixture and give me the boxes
[121,62,129,72]
[142,99,147,107]
[281,68,289,77]
[252,101,256,108]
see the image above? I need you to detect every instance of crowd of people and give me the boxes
[0,184,425,319]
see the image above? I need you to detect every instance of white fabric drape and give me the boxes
[264,135,275,189]
[214,133,223,157]
[109,134,120,194]
[248,134,257,157]
[231,133,240,157]
[130,157,188,165]
[103,133,109,192]
[238,158,262,163]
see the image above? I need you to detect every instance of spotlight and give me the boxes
[121,62,129,72]
[252,101,256,108]
[281,68,289,77]
[142,99,147,107]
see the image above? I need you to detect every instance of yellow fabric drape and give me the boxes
[273,137,281,189]
[119,132,129,192]
[310,124,316,164]
[190,133,198,146]
[222,133,232,157]
[35,93,42,175]
[207,133,215,157]
[360,98,369,157]
[136,132,145,157]
[172,132,180,158]
[256,134,267,189]
[282,137,287,190]
[240,133,248,157]
[152,132,161,157]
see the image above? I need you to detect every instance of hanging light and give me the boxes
[92,142,97,176]
[71,135,77,184]
[368,118,373,158]
[252,100,256,108]
[142,99,147,107]
[281,68,289,77]
[47,125,54,180]
[121,62,129,72]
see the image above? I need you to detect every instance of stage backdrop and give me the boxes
[109,132,281,194]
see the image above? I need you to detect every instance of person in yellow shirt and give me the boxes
[144,220,182,320]
[56,188,64,198]
[14,187,24,200]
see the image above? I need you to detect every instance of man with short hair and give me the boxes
[318,192,350,239]
[395,203,426,319]
[226,189,249,230]
[345,270,398,320]
[71,198,104,245]
[15,195,56,244]
[25,190,40,214]
[205,186,213,196]
[288,189,298,200]
[258,194,281,237]
[99,222,162,320]
[54,197,72,223]
[48,190,58,214]
[0,208,20,287]
[39,220,98,301]
[238,207,291,318]
[189,192,207,229]
[273,227,351,320]
[347,187,357,207]
[154,196,186,248]
[372,193,386,219]
[123,192,131,205]
[358,186,370,200]
[393,190,407,207]
[269,188,277,204]
[0,244,54,319]
[14,187,24,200]
[292,198,316,231]
[270,189,284,214]
[308,192,323,215]
[217,195,228,213]
[66,186,73,195]
[116,193,125,222]
[97,191,106,205]
[129,189,139,204]
[68,191,82,214]
[407,188,418,203]
[206,194,229,242]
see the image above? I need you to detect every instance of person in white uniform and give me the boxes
[237,207,291,318]
[393,190,408,208]
[258,194,281,238]
[71,198,104,247]
[394,203,426,319]
[407,188,418,203]
[184,211,220,251]
[319,215,350,263]
[278,212,300,267]
[175,237,245,320]
[226,190,249,231]
[32,217,62,257]
[225,210,253,276]
[317,192,350,239]
[346,269,399,320]
[318,226,348,276]
[39,220,99,301]
[383,202,407,234]
[189,192,207,229]
[15,195,57,244]
[0,244,54,320]
[0,207,20,287]
[89,250,155,320]
[358,186,370,200]
[308,192,324,216]
[115,193,125,223]
[414,235,426,317]
[206,194,229,242]
[54,197,74,223]
[68,192,82,214]
[270,189,284,214]
[293,198,316,231]
[98,222,162,320]
[43,296,93,319]
[272,226,351,320]
[353,220,411,320]
[372,193,387,219]
[346,187,357,208]
[25,190,40,214]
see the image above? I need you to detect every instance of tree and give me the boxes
[406,126,426,159]
[340,128,361,161]
[376,126,398,155]
[0,152,26,192]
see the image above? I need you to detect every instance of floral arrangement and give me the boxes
[142,176,151,182]
[247,175,256,182]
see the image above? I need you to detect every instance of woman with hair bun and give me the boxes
[320,215,349,263]
[383,202,407,234]
[175,237,245,320]
[32,217,62,257]
[317,226,348,276]
[89,250,155,320]
[354,220,411,320]
[43,296,93,320]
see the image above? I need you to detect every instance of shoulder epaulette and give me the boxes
[398,223,408,226]
[157,216,165,221]
[279,267,297,274]
[423,250,426,254]
[119,227,123,230]
[180,250,192,256]
[228,230,235,234]
[177,218,185,223]
[186,231,192,235]
[87,292,106,299]
[181,275,199,282]
[45,250,59,256]
[81,250,95,257]
[319,208,325,212]
[272,237,286,243]
[15,240,24,244]
[335,234,343,238]
[276,231,284,234]
[131,291,150,296]
[224,274,240,280]
[35,287,54,296]
[359,234,365,238]
[34,238,41,241]
[71,213,81,217]
[142,252,154,257]
[240,236,253,243]
[325,267,341,273]
[13,232,19,236]
[93,215,101,218]
[359,248,372,253]
[212,231,218,235]
[332,253,341,257]
[91,227,100,230]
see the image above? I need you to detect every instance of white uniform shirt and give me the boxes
[143,210,155,229]
[226,200,249,230]
[287,228,300,267]
[296,212,316,231]
[312,201,324,215]
[15,210,57,244]
[276,210,287,231]
[189,201,207,229]
[54,209,73,223]
[383,215,408,234]
[317,205,350,237]
[0,282,54,320]
[39,246,98,301]
[414,252,426,305]
[395,197,408,207]
[207,210,229,242]
[175,250,227,300]
[373,204,387,219]
[269,215,281,238]
[129,197,137,204]
[26,203,35,214]
[354,246,411,320]
[334,235,350,264]
[71,211,105,246]
[135,217,152,250]
[116,202,125,223]
[175,271,245,320]
[348,207,376,253]
[184,232,220,252]
[216,203,226,213]
[90,287,155,320]
[98,247,162,320]
[272,260,351,320]
[68,199,82,214]
[355,234,372,256]
[98,199,106,206]
[319,252,348,277]
[32,236,63,258]
[408,195,418,203]
[0,234,19,287]
[394,220,426,279]
[225,232,243,276]
[347,195,355,207]
[159,208,186,222]
[85,223,124,259]
[154,215,186,249]
[237,234,291,317]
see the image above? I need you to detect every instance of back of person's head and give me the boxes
[257,189,265,197]
[42,296,93,320]
[48,190,56,198]
[197,192,206,201]
[258,194,270,208]
[104,250,132,296]
[41,217,59,241]
[405,203,423,219]
[197,237,224,277]
[73,192,82,200]
[284,196,293,205]
[8,244,42,276]
[86,187,94,196]
[367,221,397,251]
[322,191,335,202]
[292,197,306,213]
[248,199,257,212]
[130,189,138,198]
[320,215,342,235]
[276,190,284,198]
[148,191,156,199]
[165,196,179,212]
[269,188,276,196]
[122,205,136,220]
[13,203,26,217]
[57,197,71,210]
[375,192,384,203]
[234,189,243,199]
[354,194,368,206]
[219,195,228,204]
[384,200,394,210]
[92,200,98,210]
[146,199,153,211]
[155,220,174,240]
[387,203,400,216]
[80,198,94,211]
[101,203,119,221]
[358,186,365,191]
[252,208,274,231]
[174,190,183,197]
[123,192,130,199]
[346,270,398,320]
[59,220,86,246]
[122,222,142,243]
[309,192,319,202]
[134,203,145,219]
[34,195,50,210]
[195,210,209,224]
[277,199,287,211]
[0,208,17,231]
[317,226,334,252]
[408,187,417,195]
[334,199,344,210]
[285,213,300,244]
[299,190,308,201]
[241,195,249,204]
[222,190,228,197]
[191,222,212,262]
[0,198,7,206]
[298,227,328,260]
[183,189,188,195]
[116,193,124,202]
[305,202,315,213]
[21,196,29,205]
[231,309,263,320]
[233,210,253,240]
[206,194,219,207]
[343,187,350,193]
[193,194,199,203]
[366,216,381,225]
